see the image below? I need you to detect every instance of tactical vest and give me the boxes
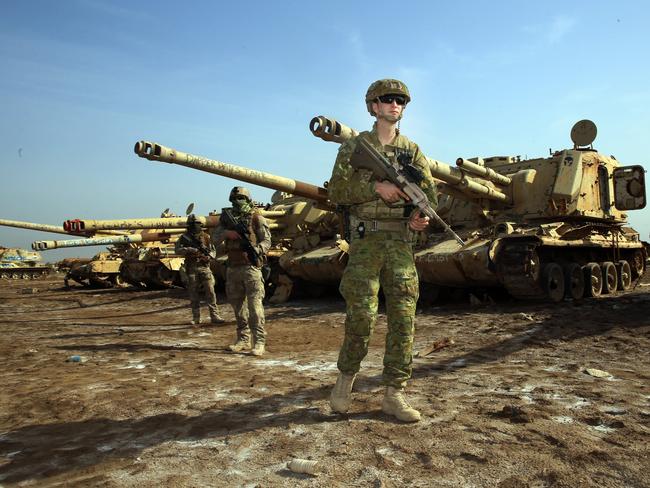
[183,231,212,270]
[223,210,260,266]
[350,132,413,223]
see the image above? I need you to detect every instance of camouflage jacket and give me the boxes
[328,126,437,221]
[211,209,271,266]
[175,231,216,272]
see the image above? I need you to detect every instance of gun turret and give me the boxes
[134,141,331,206]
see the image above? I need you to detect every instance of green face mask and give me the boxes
[232,199,253,215]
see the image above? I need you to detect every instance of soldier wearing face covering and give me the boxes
[211,187,271,356]
[175,214,224,325]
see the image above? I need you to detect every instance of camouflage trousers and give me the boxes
[226,265,266,345]
[337,233,419,389]
[186,265,221,321]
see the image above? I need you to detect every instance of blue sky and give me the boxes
[1,0,649,260]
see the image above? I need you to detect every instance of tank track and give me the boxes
[496,240,546,300]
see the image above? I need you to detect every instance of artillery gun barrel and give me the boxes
[65,211,285,232]
[0,218,127,237]
[456,158,511,186]
[32,232,181,251]
[134,141,330,205]
[309,115,359,144]
[310,115,509,203]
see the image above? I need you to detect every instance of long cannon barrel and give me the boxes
[0,218,127,237]
[456,158,512,186]
[65,211,285,232]
[134,141,330,205]
[32,231,182,251]
[309,115,359,144]
[310,115,509,203]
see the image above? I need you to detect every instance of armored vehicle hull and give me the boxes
[312,116,647,302]
[0,247,52,279]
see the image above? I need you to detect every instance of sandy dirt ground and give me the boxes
[0,271,649,488]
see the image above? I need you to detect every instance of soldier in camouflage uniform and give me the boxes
[211,186,272,356]
[328,79,437,422]
[175,215,225,326]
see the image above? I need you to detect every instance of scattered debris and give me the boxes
[519,313,535,321]
[66,355,88,363]
[20,288,38,294]
[287,458,318,475]
[417,337,455,357]
[114,328,125,335]
[584,368,611,378]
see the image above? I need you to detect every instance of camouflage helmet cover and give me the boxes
[365,79,411,115]
[229,186,252,203]
[186,214,202,233]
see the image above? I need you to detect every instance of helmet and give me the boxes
[365,79,411,116]
[186,214,202,233]
[229,186,252,203]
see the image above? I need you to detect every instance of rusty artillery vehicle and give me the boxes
[60,211,189,289]
[0,218,130,282]
[0,246,52,279]
[33,229,185,288]
[122,141,346,302]
[69,198,342,302]
[310,116,647,301]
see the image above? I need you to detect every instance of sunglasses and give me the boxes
[376,94,407,106]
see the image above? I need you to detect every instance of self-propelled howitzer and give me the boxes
[0,218,127,280]
[133,141,346,302]
[311,116,647,302]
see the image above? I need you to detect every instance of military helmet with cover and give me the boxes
[365,79,411,116]
[186,214,202,234]
[229,186,252,203]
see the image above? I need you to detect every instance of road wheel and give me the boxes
[542,263,565,302]
[616,260,632,290]
[583,262,602,297]
[563,263,585,300]
[11,273,19,279]
[601,262,617,294]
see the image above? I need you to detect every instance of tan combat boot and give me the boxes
[191,312,201,326]
[329,373,356,413]
[210,314,226,325]
[382,386,421,422]
[251,343,265,356]
[228,338,251,352]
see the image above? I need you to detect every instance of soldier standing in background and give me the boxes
[212,186,271,356]
[327,79,437,422]
[175,215,225,325]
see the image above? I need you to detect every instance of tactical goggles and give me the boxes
[376,94,407,106]
[232,195,249,201]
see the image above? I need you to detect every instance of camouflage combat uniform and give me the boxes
[175,230,221,323]
[328,125,437,389]
[212,208,271,346]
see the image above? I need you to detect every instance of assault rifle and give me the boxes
[349,138,465,246]
[220,208,263,266]
[179,233,214,260]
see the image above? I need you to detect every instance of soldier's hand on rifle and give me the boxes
[225,230,241,240]
[408,211,430,231]
[375,180,409,203]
